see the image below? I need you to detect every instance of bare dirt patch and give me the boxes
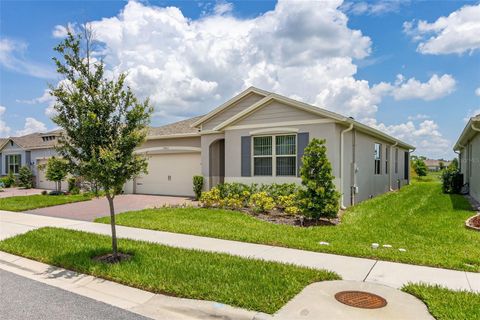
[93,252,132,264]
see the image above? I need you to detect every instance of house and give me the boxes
[424,159,451,171]
[454,114,480,202]
[1,87,414,207]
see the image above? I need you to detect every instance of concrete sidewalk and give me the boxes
[1,210,479,292]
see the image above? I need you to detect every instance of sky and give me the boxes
[0,0,479,159]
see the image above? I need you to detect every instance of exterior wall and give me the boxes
[201,92,265,130]
[340,125,410,205]
[223,122,338,187]
[461,133,480,202]
[200,133,225,190]
[233,100,323,126]
[141,137,201,149]
[30,148,60,176]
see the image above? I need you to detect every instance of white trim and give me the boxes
[191,87,269,127]
[135,146,201,154]
[146,133,199,140]
[227,119,335,131]
[199,130,223,135]
[249,127,299,135]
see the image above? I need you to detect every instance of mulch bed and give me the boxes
[93,252,132,264]
[242,209,340,227]
[466,215,480,231]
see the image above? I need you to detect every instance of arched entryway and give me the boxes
[209,139,225,189]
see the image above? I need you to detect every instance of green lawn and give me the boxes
[96,181,480,272]
[0,227,339,314]
[0,194,93,211]
[402,284,480,320]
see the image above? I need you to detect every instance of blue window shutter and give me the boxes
[297,133,309,177]
[241,136,251,177]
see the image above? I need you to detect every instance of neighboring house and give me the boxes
[424,159,451,171]
[0,130,64,190]
[1,87,415,207]
[454,114,480,202]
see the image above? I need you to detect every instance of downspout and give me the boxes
[340,122,354,209]
[389,142,398,191]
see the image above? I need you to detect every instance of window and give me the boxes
[394,148,399,174]
[404,151,409,180]
[385,146,390,174]
[253,134,296,176]
[6,154,21,174]
[374,143,381,175]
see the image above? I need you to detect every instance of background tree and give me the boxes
[299,138,339,219]
[44,157,68,192]
[50,28,152,261]
[18,166,34,189]
[439,161,445,170]
[449,158,459,170]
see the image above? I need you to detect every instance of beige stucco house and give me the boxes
[1,87,414,207]
[454,114,480,202]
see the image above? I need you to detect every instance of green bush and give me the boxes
[412,158,428,177]
[299,138,339,219]
[441,168,463,194]
[2,171,16,188]
[18,166,34,189]
[249,192,275,213]
[217,182,251,199]
[199,187,221,208]
[192,176,204,200]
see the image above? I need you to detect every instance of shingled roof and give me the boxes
[0,129,63,150]
[147,115,202,137]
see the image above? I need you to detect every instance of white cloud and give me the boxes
[15,117,47,136]
[52,23,77,38]
[464,108,480,122]
[0,38,56,79]
[0,106,11,137]
[389,74,456,101]
[16,89,53,104]
[475,87,480,96]
[404,4,480,55]
[87,0,373,119]
[365,118,450,158]
[407,114,430,121]
[214,1,234,16]
[341,0,407,16]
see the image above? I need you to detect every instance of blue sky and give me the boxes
[1,0,479,159]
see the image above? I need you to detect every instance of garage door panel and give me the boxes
[135,153,201,197]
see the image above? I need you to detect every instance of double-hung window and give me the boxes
[253,134,296,176]
[6,154,21,174]
[374,143,381,175]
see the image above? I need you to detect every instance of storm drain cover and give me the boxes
[334,291,387,309]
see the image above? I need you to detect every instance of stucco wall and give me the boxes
[462,132,480,202]
[1,141,26,175]
[201,92,265,130]
[30,148,60,176]
[141,137,201,149]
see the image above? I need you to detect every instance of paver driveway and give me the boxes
[27,194,194,221]
[0,188,45,198]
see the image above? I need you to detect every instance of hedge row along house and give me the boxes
[454,114,480,203]
[0,87,414,207]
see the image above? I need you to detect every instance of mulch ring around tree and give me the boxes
[242,209,340,227]
[466,214,480,231]
[93,252,133,264]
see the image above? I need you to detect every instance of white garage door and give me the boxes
[135,152,201,197]
[36,159,58,190]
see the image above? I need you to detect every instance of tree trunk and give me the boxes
[106,194,118,256]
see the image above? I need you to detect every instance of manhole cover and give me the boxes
[334,291,387,309]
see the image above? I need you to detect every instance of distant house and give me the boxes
[454,114,480,202]
[424,159,451,171]
[1,87,415,207]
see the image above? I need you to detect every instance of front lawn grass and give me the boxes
[403,284,480,320]
[0,194,93,211]
[96,181,480,272]
[0,227,339,314]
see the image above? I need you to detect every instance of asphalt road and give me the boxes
[0,269,150,320]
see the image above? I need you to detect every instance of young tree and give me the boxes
[50,29,152,260]
[45,157,68,192]
[449,158,459,170]
[413,158,428,177]
[439,161,445,171]
[18,166,34,189]
[299,138,339,219]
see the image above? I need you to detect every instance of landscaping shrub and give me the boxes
[199,187,222,208]
[278,193,301,215]
[41,190,48,195]
[412,158,428,177]
[2,172,16,188]
[299,138,339,219]
[248,192,275,213]
[192,176,204,200]
[18,166,34,189]
[441,168,463,194]
[217,182,252,199]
